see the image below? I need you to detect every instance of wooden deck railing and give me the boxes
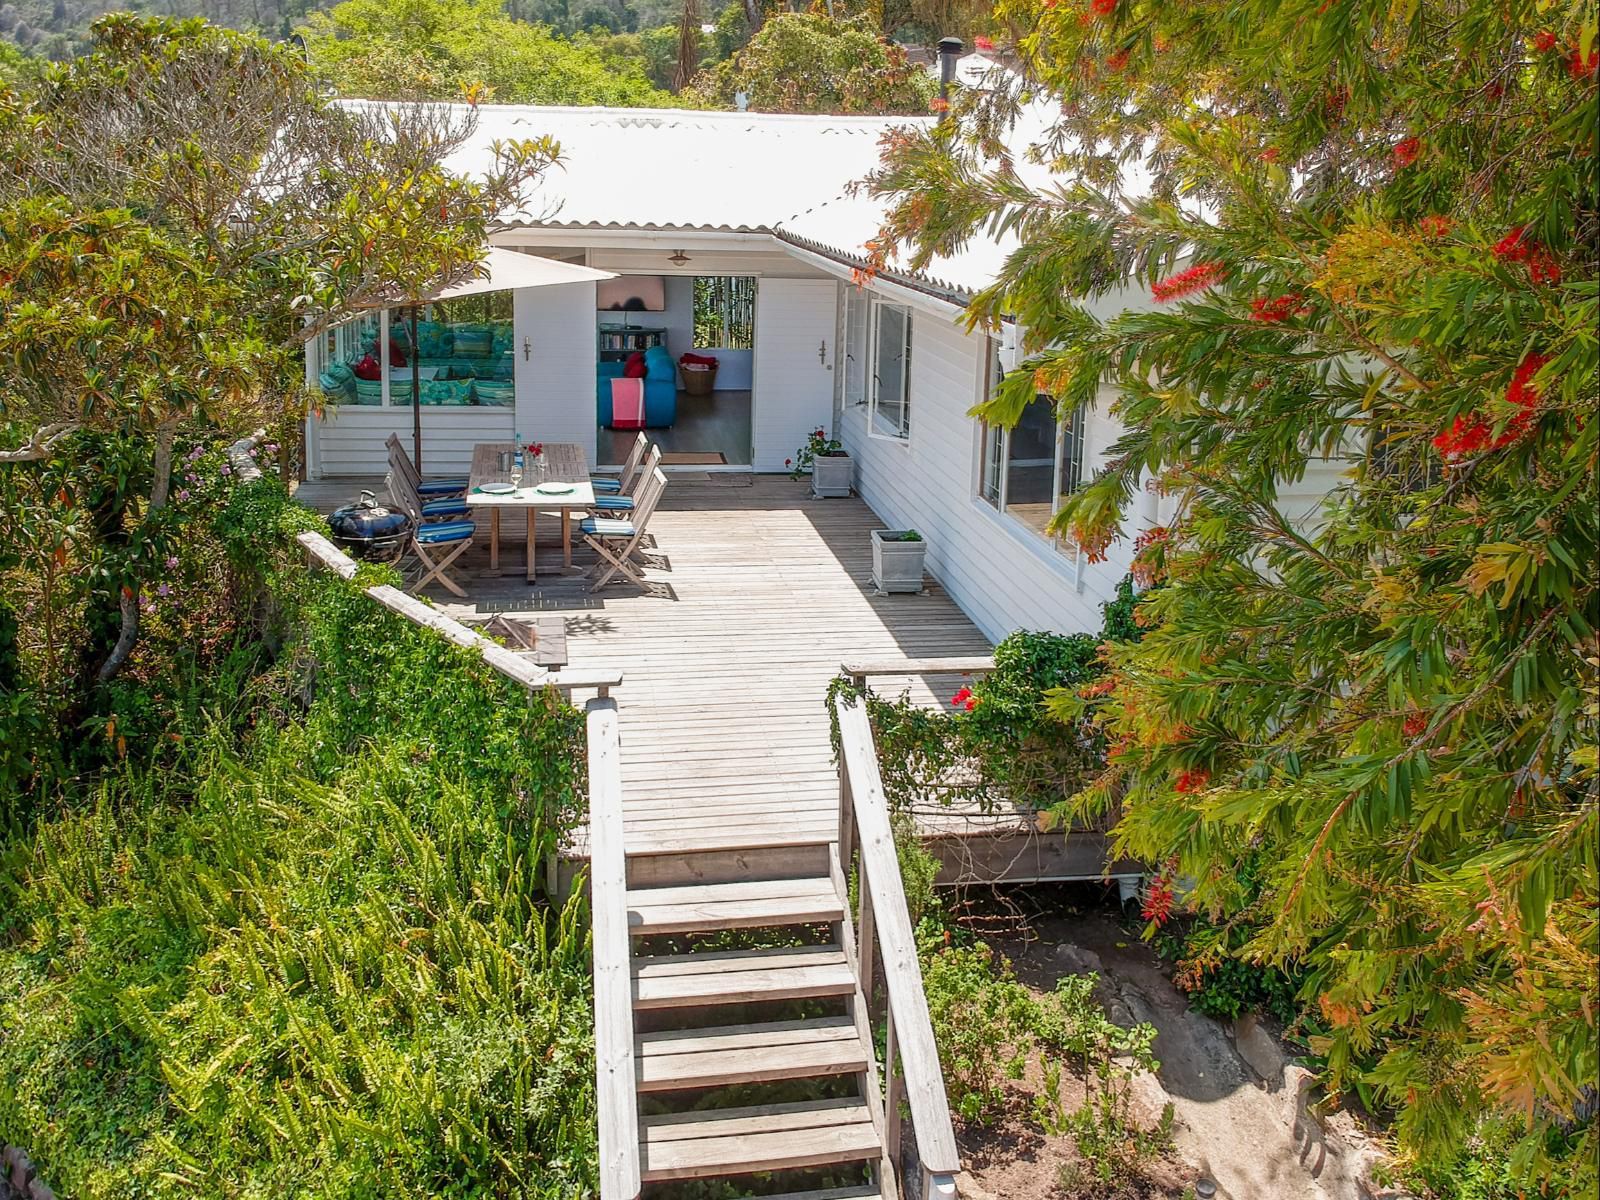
[585,697,640,1200]
[296,531,622,696]
[833,693,961,1199]
[842,656,997,691]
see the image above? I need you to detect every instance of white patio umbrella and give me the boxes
[393,249,615,469]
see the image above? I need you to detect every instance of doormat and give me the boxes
[661,451,727,465]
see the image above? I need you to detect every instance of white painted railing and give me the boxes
[833,693,961,1199]
[842,656,997,691]
[296,531,621,696]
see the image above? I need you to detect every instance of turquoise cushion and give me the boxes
[474,379,514,406]
[643,345,673,377]
[416,321,454,359]
[491,323,513,355]
[415,520,474,544]
[452,325,494,357]
[422,498,470,518]
[591,477,622,493]
[353,378,384,405]
[421,380,473,406]
[580,517,635,537]
[592,495,634,512]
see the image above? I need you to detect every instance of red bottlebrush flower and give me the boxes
[1570,46,1600,80]
[1392,136,1420,168]
[1106,48,1130,71]
[1260,146,1280,163]
[1433,415,1495,460]
[1419,214,1454,238]
[1141,875,1175,925]
[1091,0,1115,14]
[1174,768,1210,794]
[1403,712,1428,737]
[1248,293,1306,324]
[929,97,950,113]
[973,34,994,49]
[1494,226,1533,262]
[1528,247,1562,285]
[1434,354,1549,461]
[1533,30,1558,52]
[1151,260,1227,302]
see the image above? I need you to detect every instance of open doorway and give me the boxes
[596,274,754,468]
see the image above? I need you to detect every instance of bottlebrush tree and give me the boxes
[862,0,1597,1190]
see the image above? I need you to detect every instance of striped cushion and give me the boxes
[591,495,634,512]
[579,517,635,538]
[422,498,469,518]
[417,478,468,495]
[415,520,475,544]
[590,477,623,493]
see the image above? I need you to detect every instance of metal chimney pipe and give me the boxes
[937,36,963,108]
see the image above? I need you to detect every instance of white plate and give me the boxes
[534,482,576,495]
[477,482,516,495]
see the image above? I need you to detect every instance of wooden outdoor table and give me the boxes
[464,442,596,583]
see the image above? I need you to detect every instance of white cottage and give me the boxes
[304,82,1342,643]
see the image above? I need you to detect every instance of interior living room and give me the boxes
[595,273,754,469]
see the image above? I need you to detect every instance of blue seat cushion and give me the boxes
[591,495,634,512]
[422,498,469,518]
[591,477,622,493]
[417,478,468,495]
[415,520,475,544]
[579,517,635,538]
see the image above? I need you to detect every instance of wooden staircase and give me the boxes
[586,696,961,1200]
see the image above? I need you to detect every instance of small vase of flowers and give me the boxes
[788,427,852,498]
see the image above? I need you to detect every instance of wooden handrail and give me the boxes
[842,655,996,690]
[833,694,960,1194]
[297,531,620,696]
[586,698,641,1200]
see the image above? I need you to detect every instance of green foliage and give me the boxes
[917,927,1035,1123]
[788,425,844,479]
[0,520,592,1197]
[301,0,677,104]
[864,0,1600,1188]
[686,13,933,113]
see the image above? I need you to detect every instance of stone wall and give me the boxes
[2,1145,55,1200]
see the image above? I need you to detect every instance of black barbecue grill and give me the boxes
[328,491,412,561]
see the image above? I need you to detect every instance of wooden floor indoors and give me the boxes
[296,473,993,861]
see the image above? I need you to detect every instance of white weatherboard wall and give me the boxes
[306,405,512,479]
[516,281,599,464]
[751,278,837,472]
[840,305,1138,643]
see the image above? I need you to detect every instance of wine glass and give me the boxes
[509,451,523,490]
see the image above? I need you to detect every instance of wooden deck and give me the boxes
[297,473,993,859]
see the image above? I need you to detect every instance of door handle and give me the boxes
[818,339,828,366]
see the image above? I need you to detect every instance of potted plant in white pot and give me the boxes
[871,528,927,593]
[788,426,852,498]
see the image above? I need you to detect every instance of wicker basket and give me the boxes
[678,362,718,396]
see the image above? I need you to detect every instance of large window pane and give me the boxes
[843,288,868,409]
[872,303,910,438]
[1058,405,1084,502]
[978,340,1004,506]
[1004,395,1056,537]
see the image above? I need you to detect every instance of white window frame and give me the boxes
[976,338,1085,555]
[868,300,912,441]
[841,286,869,413]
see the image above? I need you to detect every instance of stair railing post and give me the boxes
[884,1000,903,1178]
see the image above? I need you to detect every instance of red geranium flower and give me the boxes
[1151,260,1227,302]
[1392,136,1420,168]
[951,686,976,712]
[1533,30,1558,52]
[973,34,995,49]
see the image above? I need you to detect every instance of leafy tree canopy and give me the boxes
[864,0,1597,1192]
[300,0,676,104]
[686,12,934,113]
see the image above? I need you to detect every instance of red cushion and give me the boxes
[352,353,381,380]
[389,338,408,368]
[622,351,647,379]
[678,352,718,368]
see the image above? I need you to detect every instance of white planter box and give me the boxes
[871,529,927,594]
[811,453,853,498]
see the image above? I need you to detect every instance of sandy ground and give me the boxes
[952,895,1384,1200]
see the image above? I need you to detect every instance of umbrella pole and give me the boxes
[410,307,423,471]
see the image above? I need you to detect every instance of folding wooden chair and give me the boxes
[388,459,476,598]
[387,443,469,522]
[591,432,649,495]
[385,433,468,498]
[588,445,660,515]
[582,466,667,589]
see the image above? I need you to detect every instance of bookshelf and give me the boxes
[597,326,667,363]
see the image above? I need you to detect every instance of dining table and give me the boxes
[464,442,596,583]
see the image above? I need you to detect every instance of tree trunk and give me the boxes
[742,0,763,34]
[674,0,701,92]
[97,418,179,685]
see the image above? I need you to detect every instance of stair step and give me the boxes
[627,877,843,935]
[639,1097,881,1181]
[632,945,855,1010]
[731,1189,883,1200]
[636,1015,866,1092]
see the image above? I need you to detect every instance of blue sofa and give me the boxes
[597,345,677,428]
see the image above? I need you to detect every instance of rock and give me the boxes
[1053,942,1103,975]
[1355,1146,1421,1200]
[954,1171,1001,1200]
[7,1150,32,1193]
[28,1183,54,1200]
[1232,1012,1287,1084]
